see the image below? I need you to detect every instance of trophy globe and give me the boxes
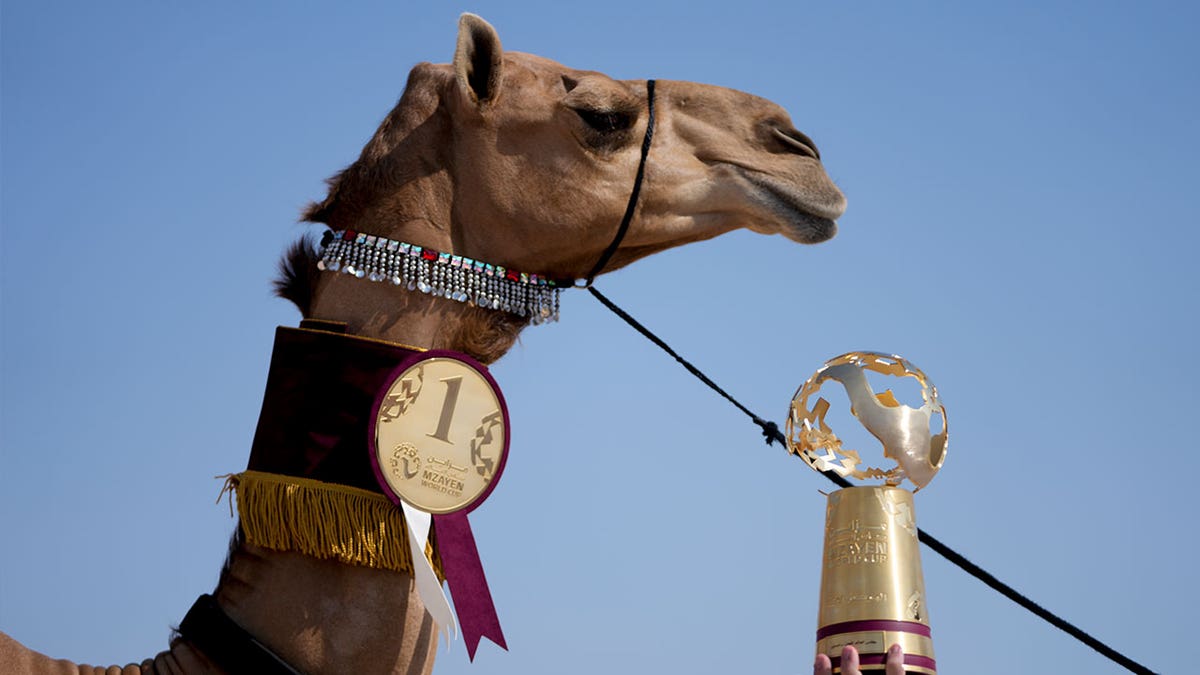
[787,351,948,675]
[787,351,947,491]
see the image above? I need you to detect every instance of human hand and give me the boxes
[813,643,905,675]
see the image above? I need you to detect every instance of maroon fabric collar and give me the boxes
[246,320,424,493]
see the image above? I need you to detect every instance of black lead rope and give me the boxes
[585,287,1157,675]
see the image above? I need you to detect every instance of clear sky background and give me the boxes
[2,2,1196,674]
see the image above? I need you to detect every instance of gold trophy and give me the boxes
[787,352,948,674]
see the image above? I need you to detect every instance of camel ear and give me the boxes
[453,14,503,105]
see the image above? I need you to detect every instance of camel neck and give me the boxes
[213,541,437,675]
[308,262,529,365]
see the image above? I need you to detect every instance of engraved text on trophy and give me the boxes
[827,518,889,568]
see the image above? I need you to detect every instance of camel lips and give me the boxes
[317,230,562,324]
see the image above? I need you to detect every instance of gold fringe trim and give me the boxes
[221,470,442,578]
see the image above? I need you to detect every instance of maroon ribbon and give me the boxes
[434,510,507,660]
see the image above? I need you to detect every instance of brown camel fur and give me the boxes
[0,14,844,674]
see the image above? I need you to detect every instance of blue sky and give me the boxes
[2,2,1196,673]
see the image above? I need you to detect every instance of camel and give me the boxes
[0,14,845,674]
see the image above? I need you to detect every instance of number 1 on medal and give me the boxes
[428,376,463,443]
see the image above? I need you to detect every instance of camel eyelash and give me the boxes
[573,107,635,133]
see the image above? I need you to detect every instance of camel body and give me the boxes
[0,14,844,674]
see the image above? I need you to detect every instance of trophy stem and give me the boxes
[816,486,936,674]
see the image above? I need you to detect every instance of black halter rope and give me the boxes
[579,79,657,287]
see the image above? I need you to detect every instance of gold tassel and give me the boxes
[221,471,442,577]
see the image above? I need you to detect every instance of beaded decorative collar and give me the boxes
[317,230,562,324]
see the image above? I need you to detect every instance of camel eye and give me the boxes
[573,108,634,133]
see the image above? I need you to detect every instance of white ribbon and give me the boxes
[400,501,457,646]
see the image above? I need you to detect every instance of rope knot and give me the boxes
[758,420,780,446]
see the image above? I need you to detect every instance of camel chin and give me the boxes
[707,162,844,245]
[747,179,841,244]
[781,211,839,245]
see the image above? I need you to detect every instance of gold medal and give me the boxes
[370,353,508,514]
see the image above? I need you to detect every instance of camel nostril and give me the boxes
[772,126,820,160]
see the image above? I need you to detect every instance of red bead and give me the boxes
[422,249,438,261]
[506,270,520,281]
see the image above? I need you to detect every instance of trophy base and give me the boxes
[816,486,936,674]
[817,620,936,673]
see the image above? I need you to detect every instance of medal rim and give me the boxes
[368,349,511,515]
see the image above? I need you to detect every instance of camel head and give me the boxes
[304,13,844,279]
[295,14,845,360]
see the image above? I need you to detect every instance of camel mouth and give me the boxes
[742,171,842,244]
